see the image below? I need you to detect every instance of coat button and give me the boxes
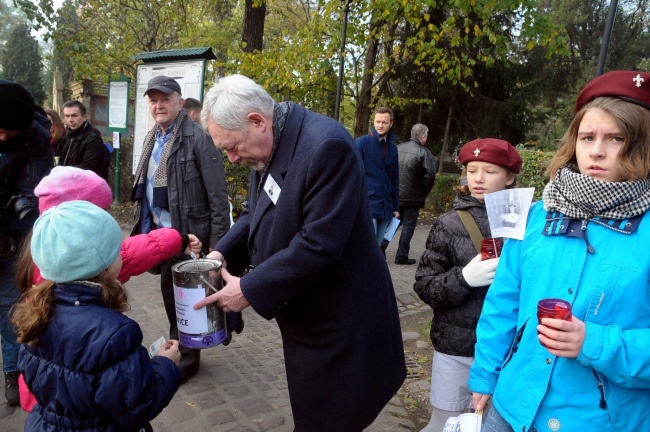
[74,301,80,306]
[546,358,552,364]
[251,245,257,254]
[568,288,573,294]
[532,429,538,432]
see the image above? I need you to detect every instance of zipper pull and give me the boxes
[581,220,596,254]
[593,370,607,409]
[598,382,607,409]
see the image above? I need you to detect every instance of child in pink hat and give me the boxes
[17,166,201,412]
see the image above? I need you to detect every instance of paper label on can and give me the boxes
[174,285,209,334]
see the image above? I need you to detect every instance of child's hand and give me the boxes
[538,316,587,358]
[472,392,491,411]
[185,234,202,254]
[158,339,181,366]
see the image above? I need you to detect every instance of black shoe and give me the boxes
[179,347,200,383]
[5,371,20,406]
[395,258,416,265]
[180,363,199,383]
[235,317,245,334]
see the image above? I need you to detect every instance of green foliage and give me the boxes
[516,145,556,200]
[1,22,46,104]
[224,157,251,220]
[0,1,27,52]
[425,174,459,216]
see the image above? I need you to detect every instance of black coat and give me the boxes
[0,116,52,206]
[56,121,110,180]
[414,193,491,357]
[397,139,437,208]
[216,103,406,431]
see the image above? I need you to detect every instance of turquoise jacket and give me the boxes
[470,202,650,432]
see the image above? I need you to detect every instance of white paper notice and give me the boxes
[173,285,208,334]
[484,188,535,240]
[108,81,128,129]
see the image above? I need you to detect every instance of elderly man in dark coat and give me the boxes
[196,74,406,431]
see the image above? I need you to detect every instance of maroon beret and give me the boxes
[575,70,650,113]
[459,138,522,173]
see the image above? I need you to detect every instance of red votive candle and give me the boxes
[481,238,503,260]
[537,298,572,324]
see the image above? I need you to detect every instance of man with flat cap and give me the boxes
[130,76,231,382]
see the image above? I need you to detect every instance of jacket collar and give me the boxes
[543,211,643,236]
[54,281,106,307]
[66,121,90,139]
[369,128,398,145]
[452,193,485,211]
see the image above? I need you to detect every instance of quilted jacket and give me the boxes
[18,282,181,431]
[414,193,492,356]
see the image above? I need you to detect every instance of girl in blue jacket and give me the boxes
[470,70,650,432]
[12,200,182,432]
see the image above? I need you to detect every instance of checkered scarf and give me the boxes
[543,164,650,220]
[133,109,188,189]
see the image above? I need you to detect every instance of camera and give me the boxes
[0,228,21,260]
[8,195,37,222]
[0,195,36,260]
[0,195,36,227]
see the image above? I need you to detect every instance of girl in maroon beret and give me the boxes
[470,70,650,432]
[414,138,522,431]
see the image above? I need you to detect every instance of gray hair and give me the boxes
[202,74,275,132]
[411,123,428,140]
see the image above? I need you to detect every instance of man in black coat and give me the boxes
[196,74,406,431]
[56,100,110,179]
[0,80,52,405]
[395,123,437,264]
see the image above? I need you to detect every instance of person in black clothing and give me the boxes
[395,123,437,264]
[0,79,53,405]
[56,100,110,180]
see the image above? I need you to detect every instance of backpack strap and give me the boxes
[456,210,483,253]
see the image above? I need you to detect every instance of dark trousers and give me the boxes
[160,258,200,374]
[395,207,420,260]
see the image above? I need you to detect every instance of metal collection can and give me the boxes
[171,258,227,349]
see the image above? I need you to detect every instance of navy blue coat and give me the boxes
[216,103,406,431]
[355,129,400,219]
[18,282,181,431]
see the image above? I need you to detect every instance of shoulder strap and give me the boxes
[456,210,483,253]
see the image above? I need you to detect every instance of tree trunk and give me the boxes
[353,28,380,138]
[438,93,455,174]
[242,0,266,52]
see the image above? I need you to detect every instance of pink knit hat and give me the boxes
[35,166,113,213]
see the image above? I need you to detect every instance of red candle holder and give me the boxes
[481,238,503,260]
[537,298,572,324]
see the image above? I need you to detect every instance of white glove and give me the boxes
[462,254,499,287]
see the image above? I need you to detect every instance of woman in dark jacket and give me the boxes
[414,138,522,431]
[13,201,182,431]
[45,108,65,154]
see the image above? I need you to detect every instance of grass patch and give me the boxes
[419,320,432,341]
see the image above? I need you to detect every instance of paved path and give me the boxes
[1,223,433,431]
